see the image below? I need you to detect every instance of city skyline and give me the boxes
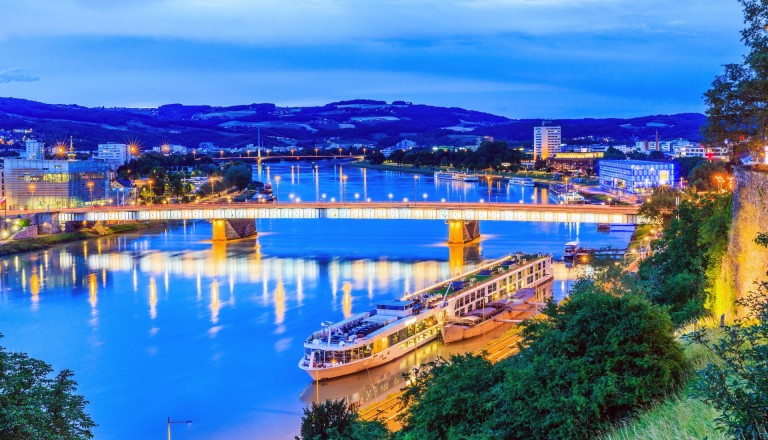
[0,0,745,118]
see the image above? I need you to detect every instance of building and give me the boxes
[534,126,561,161]
[550,152,604,172]
[25,139,45,160]
[599,160,675,199]
[1,158,111,209]
[95,143,129,169]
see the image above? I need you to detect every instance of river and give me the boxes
[0,161,633,439]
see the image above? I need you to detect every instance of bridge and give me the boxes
[52,202,642,244]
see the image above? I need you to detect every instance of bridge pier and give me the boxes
[448,243,482,276]
[212,219,257,242]
[447,220,480,245]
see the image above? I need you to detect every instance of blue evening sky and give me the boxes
[0,0,746,118]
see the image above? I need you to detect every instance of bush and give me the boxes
[396,354,503,440]
[689,234,768,439]
[297,399,388,440]
[487,280,687,439]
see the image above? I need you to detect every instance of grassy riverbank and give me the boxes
[0,222,164,256]
[600,336,724,440]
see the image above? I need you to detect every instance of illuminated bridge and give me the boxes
[54,202,642,244]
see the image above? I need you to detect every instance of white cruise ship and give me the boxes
[299,254,553,380]
[434,171,480,182]
[509,177,535,187]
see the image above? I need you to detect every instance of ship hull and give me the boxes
[299,332,440,381]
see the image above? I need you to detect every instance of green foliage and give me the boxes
[486,281,686,439]
[391,277,686,440]
[689,233,768,439]
[637,185,684,225]
[297,399,388,440]
[690,289,768,439]
[638,193,732,325]
[396,354,502,440]
[384,140,526,171]
[703,0,768,159]
[602,147,626,160]
[223,162,253,190]
[0,334,96,439]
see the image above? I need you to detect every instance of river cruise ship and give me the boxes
[509,176,535,187]
[299,253,552,380]
[434,171,480,182]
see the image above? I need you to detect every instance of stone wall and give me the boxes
[728,166,768,314]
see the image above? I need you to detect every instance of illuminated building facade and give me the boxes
[1,158,110,209]
[534,125,561,161]
[598,159,674,197]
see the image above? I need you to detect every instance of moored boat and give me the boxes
[434,171,480,182]
[509,176,535,187]
[299,253,553,380]
[441,279,553,344]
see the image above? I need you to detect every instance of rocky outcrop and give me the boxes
[728,166,768,315]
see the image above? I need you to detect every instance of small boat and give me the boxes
[434,171,480,182]
[509,177,535,187]
[564,241,580,260]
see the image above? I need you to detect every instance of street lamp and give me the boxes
[167,417,192,440]
[86,181,94,205]
[413,174,419,200]
[423,192,428,203]
[388,193,393,203]
[148,178,154,204]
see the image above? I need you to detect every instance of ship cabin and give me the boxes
[302,298,438,368]
[439,255,551,319]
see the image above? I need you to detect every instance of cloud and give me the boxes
[0,68,39,84]
[0,0,741,46]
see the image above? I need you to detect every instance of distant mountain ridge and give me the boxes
[0,97,706,150]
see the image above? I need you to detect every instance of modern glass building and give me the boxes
[598,160,674,197]
[1,158,111,209]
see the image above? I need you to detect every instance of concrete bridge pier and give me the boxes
[212,219,257,242]
[447,220,480,245]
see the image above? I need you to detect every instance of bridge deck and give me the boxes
[50,202,642,224]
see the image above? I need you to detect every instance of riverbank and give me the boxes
[350,161,600,185]
[0,221,166,256]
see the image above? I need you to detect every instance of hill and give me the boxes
[0,97,706,150]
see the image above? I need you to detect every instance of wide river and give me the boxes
[0,161,633,439]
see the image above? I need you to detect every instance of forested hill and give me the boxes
[0,97,705,150]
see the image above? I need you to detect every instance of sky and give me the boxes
[0,0,747,118]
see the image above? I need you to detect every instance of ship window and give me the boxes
[527,275,534,284]
[467,304,473,312]
[470,292,476,301]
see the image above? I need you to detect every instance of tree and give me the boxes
[297,399,388,440]
[487,281,686,439]
[0,334,96,439]
[223,162,252,190]
[396,354,503,440]
[603,146,626,160]
[638,185,684,225]
[638,193,732,325]
[690,232,768,439]
[704,0,768,160]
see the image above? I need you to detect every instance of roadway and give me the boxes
[45,201,641,224]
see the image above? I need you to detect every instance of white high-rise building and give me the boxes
[533,126,561,161]
[96,143,129,169]
[25,139,45,160]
